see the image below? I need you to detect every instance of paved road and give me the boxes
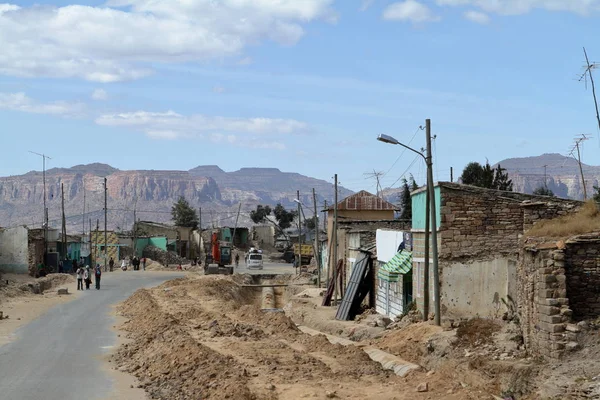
[0,271,184,400]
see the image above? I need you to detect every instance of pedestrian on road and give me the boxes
[121,258,127,271]
[76,266,84,290]
[94,264,102,290]
[84,266,91,290]
[109,257,115,272]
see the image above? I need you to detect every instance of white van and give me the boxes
[247,249,263,270]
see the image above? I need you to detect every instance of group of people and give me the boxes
[117,256,146,271]
[75,264,102,290]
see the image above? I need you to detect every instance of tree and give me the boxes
[460,161,513,191]
[273,203,297,230]
[171,197,198,228]
[399,178,412,220]
[250,205,272,224]
[304,216,319,230]
[532,186,555,197]
[593,186,600,204]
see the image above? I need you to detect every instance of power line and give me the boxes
[381,125,424,179]
[388,154,422,188]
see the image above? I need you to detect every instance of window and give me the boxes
[249,254,262,260]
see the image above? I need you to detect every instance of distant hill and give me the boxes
[0,164,353,232]
[380,153,598,202]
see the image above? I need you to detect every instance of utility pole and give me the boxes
[333,174,339,305]
[426,119,441,326]
[297,190,302,275]
[450,167,453,183]
[323,200,328,233]
[423,168,430,322]
[232,202,242,250]
[104,177,108,270]
[313,188,320,288]
[96,219,99,267]
[198,207,202,230]
[89,218,92,267]
[570,135,590,200]
[61,183,66,262]
[580,47,600,135]
[543,165,548,189]
[82,179,86,236]
[29,151,51,263]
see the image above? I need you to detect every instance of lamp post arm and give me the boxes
[396,142,426,161]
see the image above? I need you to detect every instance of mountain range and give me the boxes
[382,153,597,204]
[0,164,353,233]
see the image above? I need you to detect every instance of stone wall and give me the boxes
[438,183,582,261]
[522,201,582,232]
[518,237,600,359]
[564,235,600,320]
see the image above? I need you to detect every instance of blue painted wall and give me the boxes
[411,186,441,230]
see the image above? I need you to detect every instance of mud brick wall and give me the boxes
[519,247,573,359]
[564,236,600,320]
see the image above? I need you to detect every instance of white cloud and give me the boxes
[360,0,376,11]
[436,0,600,16]
[91,89,108,101]
[0,1,336,82]
[95,110,309,149]
[212,86,226,94]
[383,0,441,23]
[238,57,254,66]
[0,92,83,116]
[464,10,490,23]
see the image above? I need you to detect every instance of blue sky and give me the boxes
[1,0,600,193]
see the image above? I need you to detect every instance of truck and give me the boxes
[292,243,313,266]
[204,229,233,275]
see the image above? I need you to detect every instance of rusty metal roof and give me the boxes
[331,190,397,211]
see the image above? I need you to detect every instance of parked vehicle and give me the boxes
[246,248,263,270]
[204,230,233,275]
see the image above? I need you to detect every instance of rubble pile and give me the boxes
[142,246,187,266]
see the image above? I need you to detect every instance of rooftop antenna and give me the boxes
[568,134,591,200]
[578,47,600,143]
[364,170,384,198]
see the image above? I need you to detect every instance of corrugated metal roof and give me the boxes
[380,250,412,274]
[331,190,397,211]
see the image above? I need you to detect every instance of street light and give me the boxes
[376,120,440,326]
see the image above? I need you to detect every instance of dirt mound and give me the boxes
[113,275,446,400]
[456,318,501,347]
[374,322,443,364]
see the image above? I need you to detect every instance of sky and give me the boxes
[1,0,600,193]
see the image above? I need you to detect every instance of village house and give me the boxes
[0,226,59,275]
[410,182,582,323]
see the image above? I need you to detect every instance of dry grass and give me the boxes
[526,200,600,238]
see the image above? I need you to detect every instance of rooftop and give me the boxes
[329,190,397,212]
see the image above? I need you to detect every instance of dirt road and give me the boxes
[0,271,184,400]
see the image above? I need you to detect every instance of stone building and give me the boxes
[410,182,581,321]
[520,233,600,359]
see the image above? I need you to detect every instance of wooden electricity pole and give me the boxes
[61,183,66,262]
[333,174,339,305]
[312,188,320,288]
[581,47,600,134]
[104,177,108,270]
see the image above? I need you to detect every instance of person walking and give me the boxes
[84,265,92,290]
[94,264,102,290]
[235,253,240,267]
[141,257,146,271]
[109,257,115,272]
[76,265,84,290]
[121,258,127,271]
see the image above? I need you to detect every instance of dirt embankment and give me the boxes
[112,275,471,400]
